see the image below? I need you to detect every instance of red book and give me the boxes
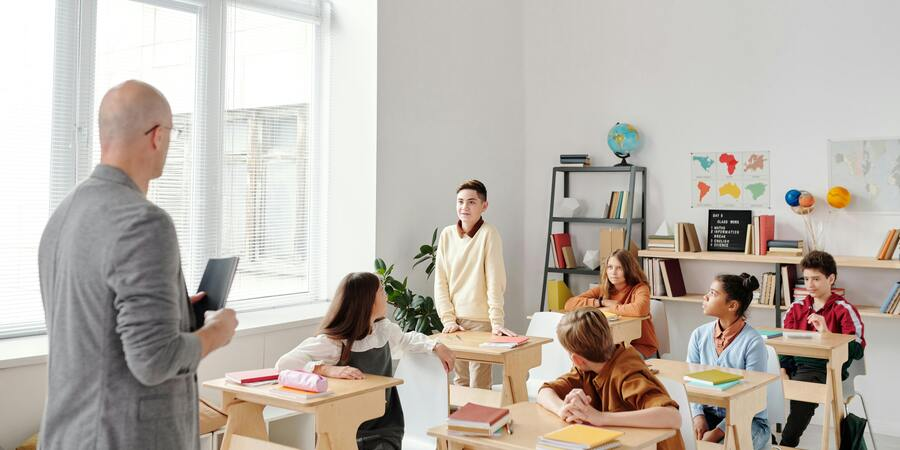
[551,233,572,269]
[660,259,686,297]
[225,368,280,385]
[758,215,775,256]
[448,402,510,426]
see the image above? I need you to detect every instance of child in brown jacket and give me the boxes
[538,308,685,450]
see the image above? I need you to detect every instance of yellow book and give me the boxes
[540,424,623,448]
[603,311,619,322]
[547,280,572,312]
[683,369,743,386]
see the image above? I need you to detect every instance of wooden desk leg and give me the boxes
[829,361,845,450]
[819,366,834,450]
[725,385,767,450]
[220,393,268,450]
[501,346,542,405]
[314,388,387,450]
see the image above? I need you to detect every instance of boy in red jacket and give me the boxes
[779,251,866,448]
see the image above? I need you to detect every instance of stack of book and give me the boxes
[879,281,900,314]
[447,402,511,437]
[560,154,592,167]
[551,233,577,269]
[479,336,529,349]
[605,191,632,219]
[537,424,624,450]
[876,228,899,260]
[643,257,665,296]
[225,368,280,387]
[647,234,675,251]
[675,223,702,252]
[683,369,744,391]
[758,329,783,340]
[767,240,804,256]
[792,285,845,303]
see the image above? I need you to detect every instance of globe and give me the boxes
[607,122,641,166]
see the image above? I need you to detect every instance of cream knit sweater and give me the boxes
[434,221,506,328]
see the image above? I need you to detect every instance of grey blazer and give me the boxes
[38,165,202,450]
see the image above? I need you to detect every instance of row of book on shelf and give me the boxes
[879,281,900,315]
[644,257,861,307]
[550,229,636,270]
[876,228,900,260]
[449,402,625,449]
[604,191,632,220]
[646,222,701,253]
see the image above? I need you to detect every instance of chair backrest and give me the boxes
[525,312,571,381]
[658,376,696,450]
[842,357,867,400]
[765,346,786,426]
[395,351,449,445]
[650,300,671,356]
[229,435,300,450]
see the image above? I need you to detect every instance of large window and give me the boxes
[0,0,328,339]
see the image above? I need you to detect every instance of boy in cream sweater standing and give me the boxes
[435,179,515,389]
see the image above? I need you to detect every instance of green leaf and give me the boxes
[375,258,386,272]
[411,296,426,310]
[432,228,438,245]
[415,317,427,333]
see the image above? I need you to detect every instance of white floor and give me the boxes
[774,425,900,450]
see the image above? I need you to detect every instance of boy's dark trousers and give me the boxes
[780,364,828,447]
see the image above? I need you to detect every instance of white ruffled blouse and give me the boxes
[275,319,437,373]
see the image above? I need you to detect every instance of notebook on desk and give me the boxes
[193,256,240,328]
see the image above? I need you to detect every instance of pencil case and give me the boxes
[278,369,329,393]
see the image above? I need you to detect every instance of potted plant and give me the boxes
[374,229,441,334]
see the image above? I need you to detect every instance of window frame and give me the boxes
[1,0,328,339]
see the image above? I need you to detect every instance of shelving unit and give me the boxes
[638,250,900,325]
[539,166,647,311]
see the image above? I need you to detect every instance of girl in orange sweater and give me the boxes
[564,249,659,358]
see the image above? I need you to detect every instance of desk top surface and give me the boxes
[427,402,676,450]
[647,358,778,399]
[757,328,855,350]
[204,374,402,408]
[432,331,552,355]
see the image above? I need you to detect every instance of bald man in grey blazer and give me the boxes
[38,80,238,449]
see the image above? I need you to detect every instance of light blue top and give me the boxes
[686,320,769,431]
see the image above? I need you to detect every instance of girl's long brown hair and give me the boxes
[319,272,381,343]
[599,249,648,298]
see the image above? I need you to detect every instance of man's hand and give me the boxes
[558,402,584,423]
[563,389,590,408]
[692,415,709,441]
[442,323,465,333]
[492,325,518,337]
[316,365,365,380]
[565,400,605,426]
[434,343,456,373]
[197,308,238,357]
[807,313,827,332]
[190,291,206,304]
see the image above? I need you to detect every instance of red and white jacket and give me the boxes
[783,292,866,348]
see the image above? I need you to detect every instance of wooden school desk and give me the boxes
[428,401,676,450]
[758,329,855,450]
[204,375,402,450]
[434,331,551,406]
[647,358,778,450]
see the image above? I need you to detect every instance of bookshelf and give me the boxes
[539,166,647,311]
[638,249,900,325]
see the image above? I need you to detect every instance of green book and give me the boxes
[683,369,743,386]
[757,329,783,339]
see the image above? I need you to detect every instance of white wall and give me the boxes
[327,0,378,294]
[522,0,900,436]
[376,0,528,332]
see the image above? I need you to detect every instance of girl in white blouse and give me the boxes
[276,272,455,450]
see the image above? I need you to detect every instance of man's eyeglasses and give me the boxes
[144,124,183,141]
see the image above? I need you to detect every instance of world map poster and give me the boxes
[828,138,900,213]
[691,151,770,208]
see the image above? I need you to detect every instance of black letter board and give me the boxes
[707,209,752,252]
